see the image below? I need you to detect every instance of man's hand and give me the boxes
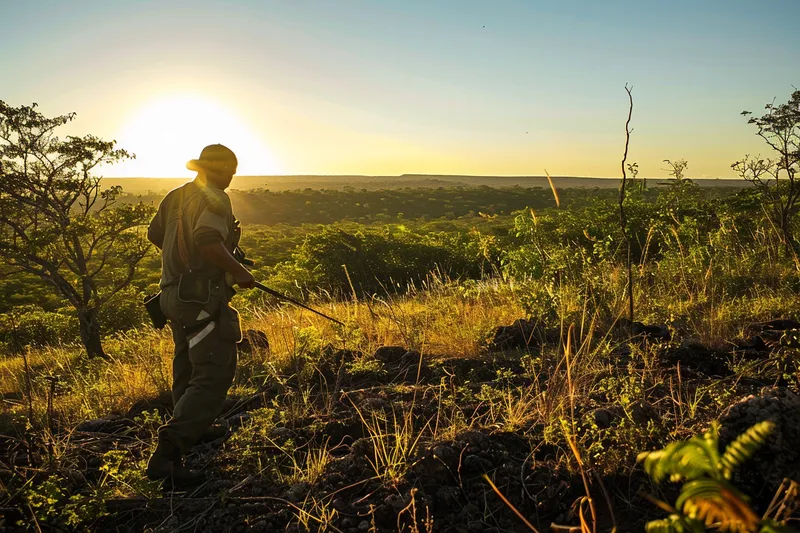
[197,241,257,289]
[233,269,256,289]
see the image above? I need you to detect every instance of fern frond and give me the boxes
[645,515,705,533]
[638,435,718,483]
[677,479,759,532]
[720,420,774,479]
[645,517,679,533]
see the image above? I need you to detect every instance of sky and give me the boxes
[1,0,798,178]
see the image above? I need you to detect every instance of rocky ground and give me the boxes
[2,319,800,532]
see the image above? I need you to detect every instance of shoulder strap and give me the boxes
[176,185,199,269]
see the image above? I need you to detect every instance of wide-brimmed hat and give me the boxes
[186,144,238,173]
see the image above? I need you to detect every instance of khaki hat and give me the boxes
[186,144,238,173]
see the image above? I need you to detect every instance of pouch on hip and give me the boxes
[178,272,211,304]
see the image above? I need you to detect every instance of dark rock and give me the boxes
[238,329,270,355]
[461,454,491,474]
[454,430,489,448]
[745,319,800,335]
[630,400,657,425]
[734,335,770,355]
[620,318,671,341]
[384,493,407,510]
[660,341,733,376]
[75,415,135,434]
[373,345,408,362]
[489,318,539,351]
[350,437,374,457]
[719,387,800,502]
[436,485,460,507]
[286,482,310,502]
[324,419,363,447]
[590,408,620,429]
[269,427,294,441]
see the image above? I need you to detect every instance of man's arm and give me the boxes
[147,202,166,249]
[197,242,255,288]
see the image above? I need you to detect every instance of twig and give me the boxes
[620,83,635,325]
[482,473,542,533]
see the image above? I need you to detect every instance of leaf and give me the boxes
[638,434,718,483]
[676,479,759,532]
[720,420,774,479]
[645,515,706,533]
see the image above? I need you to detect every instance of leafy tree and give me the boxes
[734,90,800,255]
[0,101,154,358]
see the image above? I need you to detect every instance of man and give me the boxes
[145,144,255,484]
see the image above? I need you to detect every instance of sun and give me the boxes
[110,94,280,177]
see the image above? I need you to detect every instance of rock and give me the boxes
[384,493,407,510]
[373,345,407,362]
[350,438,374,457]
[461,454,491,474]
[630,401,656,425]
[238,329,270,355]
[660,341,732,376]
[362,397,389,410]
[488,318,539,351]
[75,415,134,434]
[719,387,800,502]
[633,322,671,341]
[619,319,671,342]
[454,430,489,448]
[745,319,800,335]
[436,485,460,507]
[590,408,619,429]
[733,335,770,355]
[286,482,310,502]
[269,427,293,441]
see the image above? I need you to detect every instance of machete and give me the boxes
[253,281,344,326]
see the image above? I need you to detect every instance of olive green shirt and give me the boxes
[148,178,236,289]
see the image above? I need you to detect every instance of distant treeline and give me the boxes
[128,183,746,226]
[128,185,647,226]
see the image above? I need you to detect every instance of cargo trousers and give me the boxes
[158,284,241,454]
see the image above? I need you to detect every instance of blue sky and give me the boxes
[1,0,798,177]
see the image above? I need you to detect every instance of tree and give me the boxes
[734,90,800,255]
[0,101,154,357]
[662,158,689,181]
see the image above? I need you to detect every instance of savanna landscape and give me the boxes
[1,86,800,533]
[2,2,800,532]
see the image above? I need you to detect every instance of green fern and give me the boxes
[638,424,721,483]
[720,421,775,480]
[676,479,758,532]
[645,515,705,533]
[640,420,797,533]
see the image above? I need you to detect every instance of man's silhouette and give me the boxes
[145,144,255,485]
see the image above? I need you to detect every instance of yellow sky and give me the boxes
[6,1,796,179]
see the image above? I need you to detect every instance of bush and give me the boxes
[267,226,491,297]
[0,305,78,351]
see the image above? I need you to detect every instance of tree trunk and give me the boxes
[77,307,106,359]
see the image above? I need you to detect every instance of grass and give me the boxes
[2,256,800,530]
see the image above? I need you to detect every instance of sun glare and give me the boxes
[111,95,280,177]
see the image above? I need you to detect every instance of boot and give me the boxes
[146,439,205,487]
[198,420,229,443]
